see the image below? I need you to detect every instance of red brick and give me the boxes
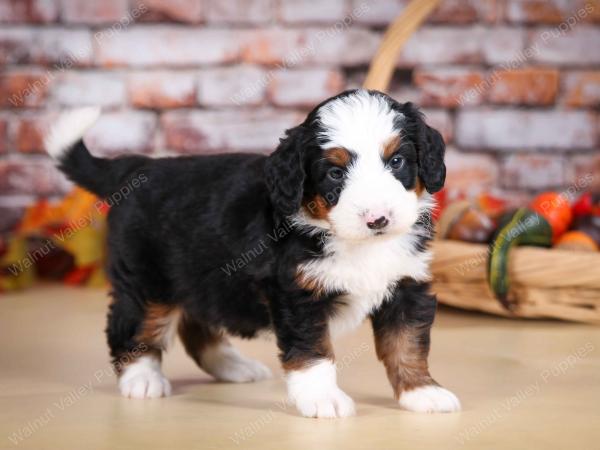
[241,28,379,67]
[0,156,72,196]
[279,0,348,23]
[428,0,504,24]
[33,28,93,66]
[456,109,596,150]
[60,0,129,24]
[506,0,599,24]
[51,71,125,107]
[562,71,600,107]
[0,0,58,23]
[267,69,345,107]
[206,0,273,24]
[0,70,52,108]
[0,27,92,70]
[0,28,93,66]
[487,68,559,105]
[0,27,36,64]
[95,26,240,67]
[350,0,405,25]
[502,154,565,189]
[482,27,526,65]
[132,0,203,23]
[304,27,380,66]
[161,109,303,154]
[422,109,454,144]
[0,118,7,153]
[428,0,478,23]
[399,27,483,66]
[444,148,499,197]
[14,111,156,157]
[531,26,600,65]
[199,66,268,106]
[128,71,196,108]
[413,68,485,107]
[240,29,305,65]
[566,153,600,192]
[11,113,56,154]
[85,111,157,156]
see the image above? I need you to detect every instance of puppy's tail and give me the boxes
[45,108,147,198]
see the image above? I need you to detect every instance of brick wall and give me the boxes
[1,0,599,232]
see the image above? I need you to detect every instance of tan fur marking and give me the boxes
[324,147,351,167]
[295,267,327,297]
[415,178,425,196]
[301,148,350,221]
[383,135,401,160]
[374,326,435,399]
[303,194,330,220]
[178,316,224,367]
[136,304,181,350]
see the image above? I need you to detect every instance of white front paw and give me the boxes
[287,359,355,418]
[118,356,171,399]
[399,385,461,413]
[292,387,356,418]
[119,371,172,399]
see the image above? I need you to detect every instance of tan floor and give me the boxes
[0,285,599,450]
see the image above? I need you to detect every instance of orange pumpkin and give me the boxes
[555,231,598,252]
[530,192,573,241]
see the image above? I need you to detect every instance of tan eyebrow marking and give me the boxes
[383,135,401,160]
[324,147,352,167]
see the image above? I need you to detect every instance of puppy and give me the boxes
[46,89,460,418]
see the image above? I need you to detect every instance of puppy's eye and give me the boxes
[388,155,405,171]
[327,167,345,181]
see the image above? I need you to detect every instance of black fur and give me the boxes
[392,101,447,194]
[58,140,147,198]
[264,126,307,217]
[53,90,447,398]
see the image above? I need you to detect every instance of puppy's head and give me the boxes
[265,89,445,240]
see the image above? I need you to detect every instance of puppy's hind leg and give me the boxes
[178,316,272,383]
[107,293,180,399]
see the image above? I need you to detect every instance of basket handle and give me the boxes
[362,0,441,92]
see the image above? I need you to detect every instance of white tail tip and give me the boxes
[45,107,101,160]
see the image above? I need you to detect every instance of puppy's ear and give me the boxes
[264,126,306,217]
[418,123,446,194]
[402,102,446,194]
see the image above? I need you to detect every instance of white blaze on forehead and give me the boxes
[317,90,401,156]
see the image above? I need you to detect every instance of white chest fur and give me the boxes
[297,233,432,337]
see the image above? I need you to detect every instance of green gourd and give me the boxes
[487,208,553,309]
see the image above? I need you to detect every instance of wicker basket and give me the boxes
[430,240,600,324]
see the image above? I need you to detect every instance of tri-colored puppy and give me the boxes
[46,89,460,418]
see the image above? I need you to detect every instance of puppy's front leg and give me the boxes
[371,281,461,413]
[269,293,355,418]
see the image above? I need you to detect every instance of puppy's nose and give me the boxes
[366,216,389,230]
